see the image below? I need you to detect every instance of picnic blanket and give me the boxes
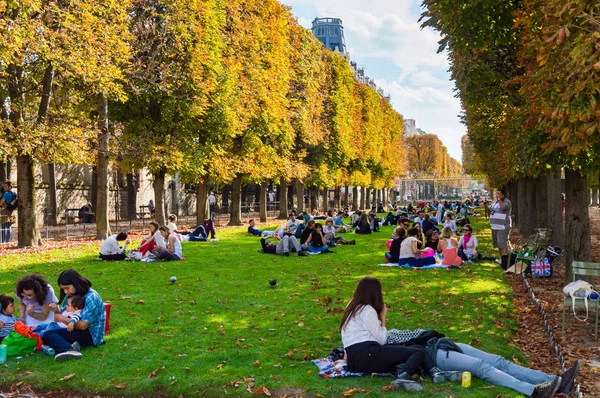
[378,263,451,269]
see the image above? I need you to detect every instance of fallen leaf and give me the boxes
[115,383,127,389]
[136,300,145,305]
[14,381,24,387]
[469,339,481,345]
[253,385,272,396]
[147,366,165,378]
[342,388,368,396]
[253,360,261,367]
[297,322,304,327]
[381,384,394,392]
[60,373,76,381]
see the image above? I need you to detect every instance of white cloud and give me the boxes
[280,0,466,161]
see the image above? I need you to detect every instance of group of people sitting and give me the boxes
[340,277,580,396]
[249,211,357,256]
[98,215,218,262]
[0,271,106,362]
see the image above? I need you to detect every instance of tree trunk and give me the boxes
[288,185,294,212]
[229,175,243,225]
[91,166,98,211]
[222,185,230,211]
[334,187,341,210]
[96,93,111,239]
[47,163,58,226]
[360,186,365,210]
[518,177,536,237]
[0,161,5,184]
[310,186,318,212]
[295,181,304,213]
[16,156,42,247]
[152,170,166,226]
[278,183,288,219]
[343,186,349,207]
[565,168,592,282]
[365,188,371,210]
[534,175,548,231]
[516,178,526,234]
[170,178,178,216]
[352,186,358,210]
[259,183,267,222]
[196,175,208,224]
[126,172,137,221]
[507,180,519,229]
[592,188,598,207]
[546,166,564,248]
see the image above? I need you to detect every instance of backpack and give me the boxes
[4,190,17,211]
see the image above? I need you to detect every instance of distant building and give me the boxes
[416,128,427,136]
[311,17,348,57]
[404,119,417,136]
[312,17,391,103]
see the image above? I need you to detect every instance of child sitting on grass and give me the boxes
[0,294,16,344]
[35,295,85,336]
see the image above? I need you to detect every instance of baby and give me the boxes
[44,295,85,333]
[0,294,16,344]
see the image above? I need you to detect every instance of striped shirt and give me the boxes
[490,199,512,230]
[61,288,105,346]
[0,313,16,337]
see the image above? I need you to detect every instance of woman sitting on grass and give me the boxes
[302,223,331,254]
[437,227,462,266]
[457,224,479,262]
[300,220,316,246]
[443,212,458,234]
[323,218,354,246]
[398,228,436,267]
[424,229,439,251]
[354,213,371,235]
[341,277,458,391]
[15,274,59,327]
[152,226,183,261]
[385,228,406,263]
[138,221,163,255]
[42,270,105,361]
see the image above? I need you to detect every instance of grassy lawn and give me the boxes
[0,214,527,397]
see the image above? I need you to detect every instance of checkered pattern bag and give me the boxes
[386,329,426,345]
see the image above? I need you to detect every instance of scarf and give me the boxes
[462,233,471,249]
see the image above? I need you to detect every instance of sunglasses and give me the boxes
[403,223,409,227]
[463,229,471,232]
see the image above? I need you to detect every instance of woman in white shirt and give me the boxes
[458,224,479,262]
[398,228,437,267]
[153,226,182,261]
[443,212,458,234]
[99,232,130,261]
[340,277,425,391]
[323,218,355,246]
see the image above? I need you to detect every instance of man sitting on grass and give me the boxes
[247,219,273,237]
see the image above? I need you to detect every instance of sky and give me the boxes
[280,0,465,162]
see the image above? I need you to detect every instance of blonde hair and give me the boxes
[442,226,454,239]
[325,217,333,224]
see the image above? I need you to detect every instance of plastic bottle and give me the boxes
[0,344,7,364]
[40,344,55,356]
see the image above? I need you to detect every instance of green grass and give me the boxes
[0,214,526,397]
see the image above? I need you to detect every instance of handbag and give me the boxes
[2,330,38,356]
[563,280,599,321]
[531,258,552,277]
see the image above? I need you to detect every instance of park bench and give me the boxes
[562,261,600,340]
[138,205,150,219]
[63,208,81,224]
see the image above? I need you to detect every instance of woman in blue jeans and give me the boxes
[302,223,329,253]
[43,270,105,361]
[427,337,579,397]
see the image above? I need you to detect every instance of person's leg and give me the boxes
[139,241,156,255]
[188,235,208,242]
[458,247,469,261]
[288,237,302,252]
[155,249,179,261]
[275,238,287,255]
[281,236,290,254]
[310,244,329,253]
[42,329,94,354]
[436,349,536,396]
[192,225,207,238]
[385,252,392,261]
[295,224,305,238]
[404,257,436,267]
[363,344,425,375]
[100,253,126,261]
[456,343,554,385]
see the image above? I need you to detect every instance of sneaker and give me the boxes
[71,342,81,352]
[495,258,502,265]
[349,240,356,245]
[392,373,423,392]
[323,249,335,254]
[557,360,580,394]
[55,351,83,361]
[298,250,307,257]
[429,367,462,383]
[533,376,561,398]
[283,252,290,257]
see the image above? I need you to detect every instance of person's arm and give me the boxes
[437,239,446,253]
[472,236,479,253]
[26,303,51,321]
[166,236,176,253]
[18,300,27,322]
[304,233,313,245]
[74,292,102,332]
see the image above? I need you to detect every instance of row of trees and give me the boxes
[0,0,410,247]
[422,0,600,278]
[406,133,462,178]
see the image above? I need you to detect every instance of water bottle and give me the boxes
[0,344,7,364]
[41,344,55,356]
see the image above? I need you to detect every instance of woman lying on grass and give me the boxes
[42,270,105,361]
[341,277,459,391]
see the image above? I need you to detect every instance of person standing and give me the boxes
[0,181,16,243]
[490,187,512,258]
[207,191,216,219]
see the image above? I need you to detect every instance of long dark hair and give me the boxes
[57,269,92,305]
[340,277,384,331]
[16,274,50,305]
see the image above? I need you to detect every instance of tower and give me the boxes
[311,17,348,58]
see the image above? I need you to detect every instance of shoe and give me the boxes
[298,250,307,257]
[71,342,81,352]
[283,252,290,257]
[495,259,502,265]
[323,249,335,254]
[55,351,83,361]
[533,376,561,398]
[557,360,580,394]
[429,366,462,383]
[392,372,423,392]
[349,240,356,245]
